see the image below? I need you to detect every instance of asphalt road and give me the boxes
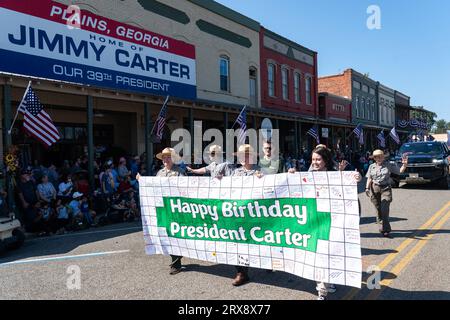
[1,178,449,300]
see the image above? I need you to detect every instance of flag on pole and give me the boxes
[377,130,386,148]
[353,124,363,139]
[416,129,424,141]
[359,128,364,145]
[153,95,169,140]
[389,127,401,145]
[235,105,247,144]
[307,125,320,144]
[18,84,60,147]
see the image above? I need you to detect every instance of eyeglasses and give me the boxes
[264,147,271,150]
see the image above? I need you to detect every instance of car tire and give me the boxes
[0,241,6,255]
[437,176,449,190]
[7,228,25,250]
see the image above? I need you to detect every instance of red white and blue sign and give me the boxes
[0,0,197,99]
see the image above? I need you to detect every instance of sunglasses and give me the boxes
[210,152,216,156]
[264,147,272,150]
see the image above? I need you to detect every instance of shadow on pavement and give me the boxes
[360,229,450,240]
[0,221,143,264]
[361,248,398,255]
[182,263,319,296]
[359,216,408,225]
[375,287,450,300]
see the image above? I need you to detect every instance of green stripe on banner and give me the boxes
[156,197,331,252]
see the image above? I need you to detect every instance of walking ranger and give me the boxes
[365,149,408,238]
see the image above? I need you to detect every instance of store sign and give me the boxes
[0,0,197,99]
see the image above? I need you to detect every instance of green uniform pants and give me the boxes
[370,184,393,233]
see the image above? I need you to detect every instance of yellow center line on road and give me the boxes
[366,209,450,300]
[343,200,450,300]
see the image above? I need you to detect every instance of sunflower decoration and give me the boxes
[4,145,19,173]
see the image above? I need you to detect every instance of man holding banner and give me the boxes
[155,147,185,275]
[224,144,262,286]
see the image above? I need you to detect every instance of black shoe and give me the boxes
[169,266,182,275]
[382,232,393,238]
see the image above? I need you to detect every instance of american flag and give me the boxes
[377,130,386,148]
[353,124,363,139]
[307,125,320,144]
[153,95,169,140]
[236,105,247,144]
[18,84,60,147]
[389,127,401,144]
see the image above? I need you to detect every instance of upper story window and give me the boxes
[362,84,369,93]
[220,55,230,92]
[282,68,289,100]
[268,63,275,97]
[366,99,370,120]
[370,88,375,95]
[249,67,257,107]
[305,75,312,105]
[372,101,376,120]
[294,72,301,103]
[355,96,359,118]
[353,81,361,90]
[361,97,365,119]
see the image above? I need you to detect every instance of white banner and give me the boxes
[139,172,362,288]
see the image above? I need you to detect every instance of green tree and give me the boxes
[432,119,449,134]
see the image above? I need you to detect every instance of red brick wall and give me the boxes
[260,28,317,116]
[318,69,352,99]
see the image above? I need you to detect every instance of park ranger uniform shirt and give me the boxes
[205,161,233,178]
[156,165,185,177]
[231,165,261,177]
[366,162,402,186]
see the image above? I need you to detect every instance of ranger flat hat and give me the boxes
[372,149,385,157]
[156,147,180,161]
[233,144,256,155]
[206,145,224,154]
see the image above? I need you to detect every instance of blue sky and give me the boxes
[216,0,450,121]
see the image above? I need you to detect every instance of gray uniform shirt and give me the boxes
[366,162,401,186]
[156,165,185,177]
[205,161,234,178]
[230,165,261,177]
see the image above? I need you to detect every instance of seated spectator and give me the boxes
[24,201,46,235]
[118,173,133,194]
[110,193,130,223]
[69,192,84,228]
[39,201,56,234]
[80,195,96,227]
[37,175,57,204]
[58,175,74,199]
[124,190,139,220]
[55,198,70,234]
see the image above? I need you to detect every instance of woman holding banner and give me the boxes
[290,145,362,300]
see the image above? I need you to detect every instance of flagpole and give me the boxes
[8,81,31,135]
[230,105,247,129]
[149,95,170,136]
